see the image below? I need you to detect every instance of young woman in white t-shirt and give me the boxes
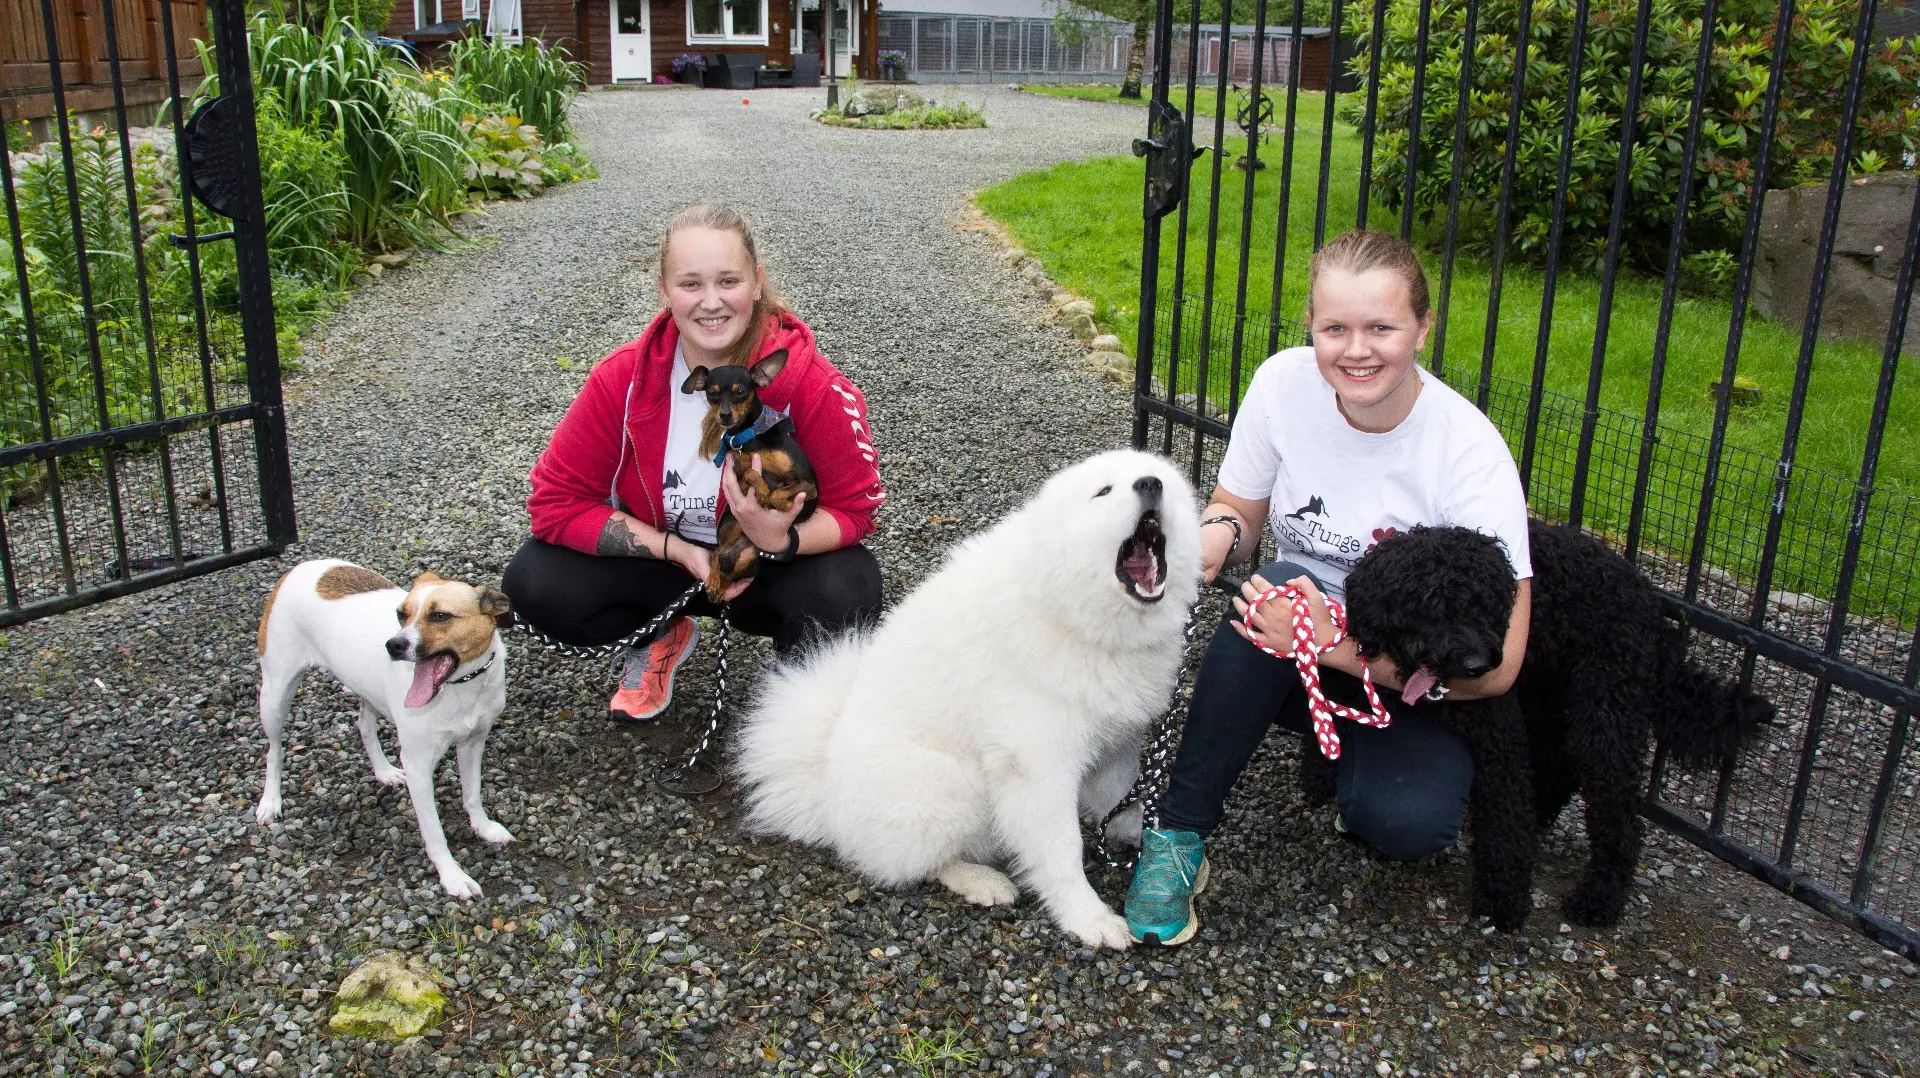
[1123,230,1534,947]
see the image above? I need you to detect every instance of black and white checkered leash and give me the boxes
[510,580,732,798]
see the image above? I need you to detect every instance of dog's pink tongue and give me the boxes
[1401,667,1440,706]
[406,654,457,708]
[1123,548,1158,586]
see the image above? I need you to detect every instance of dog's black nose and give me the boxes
[1461,653,1495,679]
[385,635,409,660]
[1133,475,1163,502]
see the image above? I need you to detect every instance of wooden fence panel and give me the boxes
[2,0,206,122]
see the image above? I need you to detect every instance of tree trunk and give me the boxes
[1118,0,1150,99]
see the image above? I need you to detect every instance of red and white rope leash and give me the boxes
[1242,584,1392,760]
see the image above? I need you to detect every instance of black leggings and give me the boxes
[501,537,883,654]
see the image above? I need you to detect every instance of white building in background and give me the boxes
[876,0,1131,84]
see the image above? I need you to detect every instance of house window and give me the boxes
[688,0,768,43]
[487,0,524,41]
[415,0,437,29]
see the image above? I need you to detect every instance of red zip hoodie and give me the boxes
[527,310,886,553]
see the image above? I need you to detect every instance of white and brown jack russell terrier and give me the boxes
[254,559,515,898]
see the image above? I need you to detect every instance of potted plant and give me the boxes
[671,53,708,85]
[878,49,907,81]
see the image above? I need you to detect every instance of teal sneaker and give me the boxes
[1124,828,1210,946]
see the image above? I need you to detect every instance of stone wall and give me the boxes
[1752,171,1919,357]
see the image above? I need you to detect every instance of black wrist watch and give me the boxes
[759,524,800,564]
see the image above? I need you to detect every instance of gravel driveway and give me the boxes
[2,84,1915,1077]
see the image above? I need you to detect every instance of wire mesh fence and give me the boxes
[877,13,1130,82]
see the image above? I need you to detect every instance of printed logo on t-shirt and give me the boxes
[1276,510,1369,566]
[664,470,684,490]
[1286,495,1328,520]
[664,489,717,527]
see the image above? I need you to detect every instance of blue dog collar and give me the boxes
[712,407,791,467]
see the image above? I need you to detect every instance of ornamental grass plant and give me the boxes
[449,34,585,144]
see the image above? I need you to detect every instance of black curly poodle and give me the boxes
[1332,521,1772,930]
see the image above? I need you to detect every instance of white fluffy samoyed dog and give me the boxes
[732,449,1201,949]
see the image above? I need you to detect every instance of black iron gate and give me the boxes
[1133,0,1918,958]
[2,0,295,627]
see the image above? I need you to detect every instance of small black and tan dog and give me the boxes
[682,348,819,602]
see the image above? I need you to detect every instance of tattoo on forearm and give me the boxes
[597,517,658,558]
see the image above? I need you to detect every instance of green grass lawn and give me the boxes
[978,103,1920,623]
[1019,81,1330,132]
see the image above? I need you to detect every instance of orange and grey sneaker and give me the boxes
[607,617,700,722]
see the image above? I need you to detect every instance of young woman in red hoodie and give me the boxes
[504,203,886,721]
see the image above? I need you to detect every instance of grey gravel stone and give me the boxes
[1,85,1915,1077]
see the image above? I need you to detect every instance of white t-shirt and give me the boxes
[662,345,724,544]
[1216,346,1532,602]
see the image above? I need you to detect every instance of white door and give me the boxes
[611,0,652,82]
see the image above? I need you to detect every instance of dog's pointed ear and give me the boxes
[682,366,711,393]
[476,585,515,629]
[413,570,447,587]
[750,348,789,388]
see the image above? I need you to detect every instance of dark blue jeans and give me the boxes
[1156,561,1474,861]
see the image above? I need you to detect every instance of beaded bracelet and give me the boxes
[1200,514,1243,558]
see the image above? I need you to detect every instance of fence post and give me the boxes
[142,0,168,79]
[207,0,296,548]
[71,0,103,84]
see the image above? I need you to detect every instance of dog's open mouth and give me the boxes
[1116,510,1169,602]
[405,650,460,708]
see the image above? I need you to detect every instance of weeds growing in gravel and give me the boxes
[47,911,86,980]
[828,1042,877,1075]
[135,1015,171,1074]
[893,1023,978,1076]
[196,923,266,971]
[423,915,469,955]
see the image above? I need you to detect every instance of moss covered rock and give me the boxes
[328,950,446,1040]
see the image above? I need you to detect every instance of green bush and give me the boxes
[449,33,585,144]
[462,114,546,198]
[817,98,988,129]
[539,140,598,185]
[237,13,475,249]
[1355,0,1920,271]
[255,89,353,285]
[2,124,240,499]
[5,10,594,503]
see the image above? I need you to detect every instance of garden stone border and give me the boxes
[961,203,1143,392]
